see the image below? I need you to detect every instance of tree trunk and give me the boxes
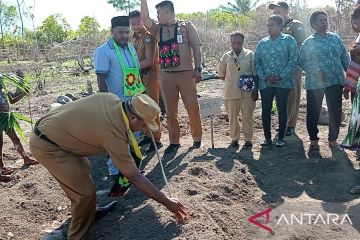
[0,3,4,49]
[16,0,24,37]
[1,25,4,49]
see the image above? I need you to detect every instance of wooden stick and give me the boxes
[27,95,33,130]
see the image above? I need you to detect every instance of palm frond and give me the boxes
[12,116,28,142]
[219,0,259,15]
[0,73,31,96]
[11,112,32,124]
[0,112,31,142]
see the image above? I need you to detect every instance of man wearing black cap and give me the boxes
[94,16,146,176]
[269,1,306,136]
[94,15,145,100]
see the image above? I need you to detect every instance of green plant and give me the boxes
[107,0,139,14]
[0,73,32,142]
[219,0,260,15]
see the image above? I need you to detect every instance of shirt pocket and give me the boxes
[178,25,189,45]
[239,56,252,73]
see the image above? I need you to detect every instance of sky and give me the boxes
[6,0,336,30]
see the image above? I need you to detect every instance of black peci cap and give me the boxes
[111,16,129,28]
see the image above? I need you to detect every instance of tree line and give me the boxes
[0,0,356,55]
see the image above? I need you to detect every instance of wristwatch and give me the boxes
[194,67,202,73]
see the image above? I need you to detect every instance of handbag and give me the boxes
[238,75,255,92]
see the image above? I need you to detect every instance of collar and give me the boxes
[269,32,284,41]
[108,38,129,50]
[120,103,143,160]
[314,31,329,39]
[231,49,245,58]
[284,17,293,26]
[133,28,146,39]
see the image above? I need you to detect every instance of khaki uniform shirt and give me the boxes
[36,93,135,170]
[147,20,201,72]
[283,18,306,45]
[218,49,256,100]
[131,28,159,69]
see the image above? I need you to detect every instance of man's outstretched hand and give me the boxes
[164,198,189,224]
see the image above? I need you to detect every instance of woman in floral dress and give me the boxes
[341,4,360,194]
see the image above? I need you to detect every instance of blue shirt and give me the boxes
[299,32,350,90]
[254,33,298,90]
[93,38,140,101]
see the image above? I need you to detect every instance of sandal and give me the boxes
[0,167,14,175]
[349,185,360,194]
[0,175,12,182]
[23,158,39,166]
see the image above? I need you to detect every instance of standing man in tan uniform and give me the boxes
[29,93,189,239]
[140,0,203,153]
[269,1,306,136]
[129,10,162,153]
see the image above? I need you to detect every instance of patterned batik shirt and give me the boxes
[254,33,299,90]
[299,32,350,90]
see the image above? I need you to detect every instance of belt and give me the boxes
[34,127,59,147]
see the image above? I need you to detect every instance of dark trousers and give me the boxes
[260,87,291,140]
[306,84,343,141]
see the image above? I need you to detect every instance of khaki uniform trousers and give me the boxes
[224,96,256,142]
[160,70,202,144]
[287,67,302,128]
[142,67,161,142]
[29,133,96,240]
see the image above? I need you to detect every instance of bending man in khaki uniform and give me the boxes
[141,0,203,153]
[129,10,162,153]
[29,93,188,239]
[269,1,306,136]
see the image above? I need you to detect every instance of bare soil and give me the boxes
[1,75,360,240]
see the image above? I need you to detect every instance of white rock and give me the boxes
[50,103,62,111]
[7,232,14,239]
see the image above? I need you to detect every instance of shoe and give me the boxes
[275,139,285,147]
[146,141,163,153]
[230,140,239,147]
[285,127,295,136]
[309,144,320,151]
[164,144,181,154]
[95,201,118,222]
[192,141,201,149]
[139,136,152,146]
[244,141,253,148]
[349,185,360,194]
[261,139,272,146]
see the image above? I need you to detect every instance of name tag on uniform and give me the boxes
[177,34,183,43]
